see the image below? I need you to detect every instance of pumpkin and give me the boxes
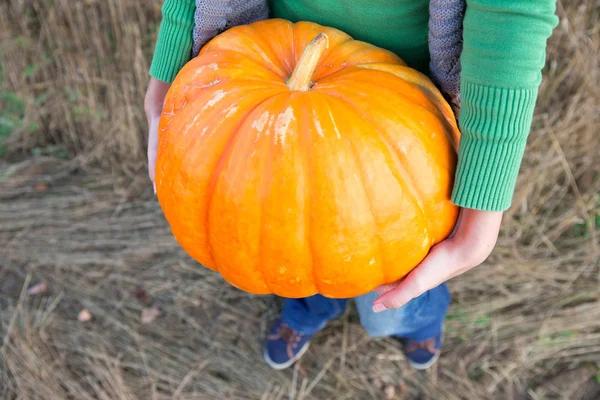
[156,19,461,299]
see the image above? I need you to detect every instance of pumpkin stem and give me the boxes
[287,33,329,91]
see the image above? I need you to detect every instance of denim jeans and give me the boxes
[281,284,451,341]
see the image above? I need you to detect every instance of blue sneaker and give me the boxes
[264,320,313,370]
[397,329,443,370]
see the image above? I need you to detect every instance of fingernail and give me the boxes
[372,303,387,313]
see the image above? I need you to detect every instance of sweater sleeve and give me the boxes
[149,0,196,83]
[451,0,558,211]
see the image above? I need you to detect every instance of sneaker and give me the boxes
[398,329,443,370]
[264,320,313,370]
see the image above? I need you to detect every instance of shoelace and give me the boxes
[272,324,302,346]
[268,323,304,359]
[405,338,438,354]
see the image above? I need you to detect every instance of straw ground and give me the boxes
[1,0,599,398]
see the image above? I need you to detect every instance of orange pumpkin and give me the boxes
[156,19,461,298]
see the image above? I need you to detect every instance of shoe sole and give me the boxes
[407,350,441,370]
[263,341,311,370]
[407,325,444,370]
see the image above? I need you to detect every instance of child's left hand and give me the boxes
[372,208,503,312]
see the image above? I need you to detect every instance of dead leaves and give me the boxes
[136,287,160,324]
[140,306,160,324]
[33,182,51,192]
[384,385,396,399]
[78,309,92,322]
[134,287,151,305]
[27,280,48,295]
[24,280,161,325]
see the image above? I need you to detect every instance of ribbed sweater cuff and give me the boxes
[149,1,196,83]
[452,83,539,211]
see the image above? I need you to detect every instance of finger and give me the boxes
[147,152,157,184]
[372,210,463,305]
[148,149,157,183]
[372,244,455,312]
[373,280,403,295]
[449,208,465,238]
[147,119,159,184]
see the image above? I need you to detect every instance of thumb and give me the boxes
[372,243,455,312]
[147,118,159,190]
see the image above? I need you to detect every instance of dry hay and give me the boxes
[1,0,599,399]
[0,0,155,175]
[2,156,597,400]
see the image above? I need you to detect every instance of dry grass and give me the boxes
[1,0,599,399]
[0,0,157,175]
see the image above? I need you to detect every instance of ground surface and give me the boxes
[0,157,598,400]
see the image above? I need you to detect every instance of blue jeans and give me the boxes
[281,284,451,341]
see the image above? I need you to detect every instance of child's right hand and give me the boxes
[144,78,171,193]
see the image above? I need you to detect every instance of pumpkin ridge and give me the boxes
[205,92,292,289]
[304,39,354,83]
[161,87,282,270]
[253,19,296,78]
[159,88,238,237]
[254,93,320,297]
[256,153,271,295]
[297,93,385,297]
[255,98,285,296]
[203,49,290,81]
[183,52,283,82]
[320,91,433,246]
[308,32,403,82]
[161,85,281,222]
[319,74,455,173]
[359,76,454,173]
[162,81,281,139]
[356,63,460,151]
[176,80,287,118]
[338,108,388,287]
[297,95,322,296]
[203,24,290,79]
[317,68,443,130]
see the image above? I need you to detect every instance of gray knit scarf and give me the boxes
[192,0,465,108]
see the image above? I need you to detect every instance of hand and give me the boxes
[144,77,171,193]
[147,116,160,193]
[372,208,503,312]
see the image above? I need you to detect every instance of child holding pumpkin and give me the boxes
[145,0,558,370]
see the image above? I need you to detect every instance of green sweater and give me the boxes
[149,0,558,212]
